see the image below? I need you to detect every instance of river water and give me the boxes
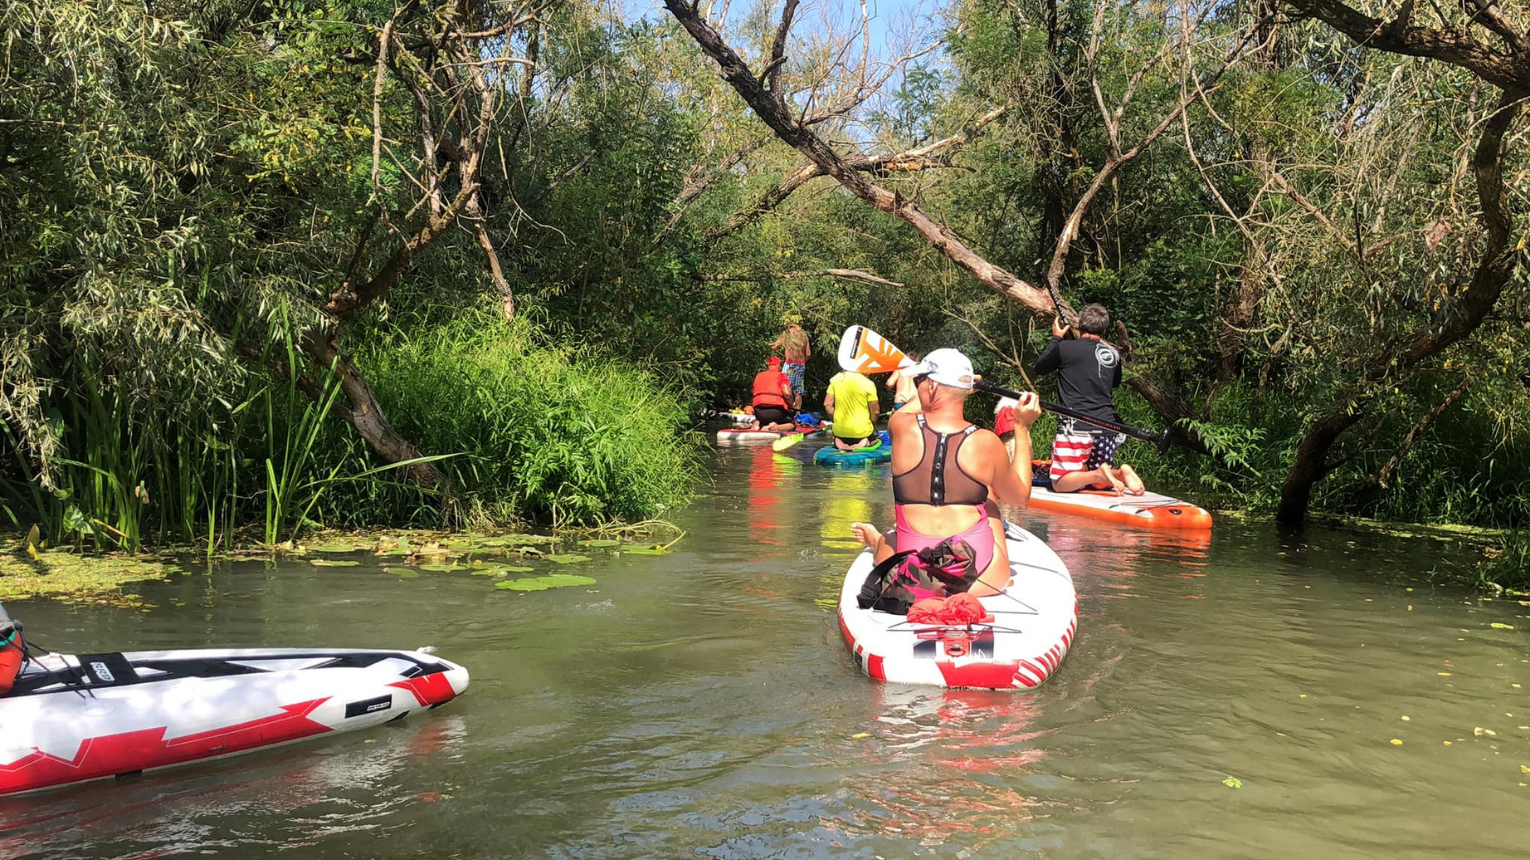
[2,445,1527,859]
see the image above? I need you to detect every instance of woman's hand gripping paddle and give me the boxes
[837,325,1173,453]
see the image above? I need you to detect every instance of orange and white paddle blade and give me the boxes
[838,326,914,374]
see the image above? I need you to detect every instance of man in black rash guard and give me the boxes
[1034,304,1145,495]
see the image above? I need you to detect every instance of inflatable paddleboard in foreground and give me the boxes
[838,525,1076,690]
[0,647,469,796]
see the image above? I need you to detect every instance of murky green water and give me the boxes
[2,445,1527,859]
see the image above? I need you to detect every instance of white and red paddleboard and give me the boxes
[715,425,826,446]
[838,524,1077,690]
[0,647,469,796]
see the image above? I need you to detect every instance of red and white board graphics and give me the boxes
[0,647,468,796]
[837,526,1077,690]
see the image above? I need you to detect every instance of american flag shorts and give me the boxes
[1049,423,1126,483]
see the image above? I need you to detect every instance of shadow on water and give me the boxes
[2,441,1526,859]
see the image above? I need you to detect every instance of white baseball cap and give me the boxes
[911,348,975,389]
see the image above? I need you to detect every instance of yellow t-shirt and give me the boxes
[828,371,878,439]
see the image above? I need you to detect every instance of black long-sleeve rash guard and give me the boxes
[1034,335,1123,432]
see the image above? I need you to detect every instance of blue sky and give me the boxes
[626,0,948,67]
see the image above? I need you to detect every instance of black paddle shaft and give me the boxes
[972,380,1172,453]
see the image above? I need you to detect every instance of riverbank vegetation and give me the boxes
[1,0,1525,581]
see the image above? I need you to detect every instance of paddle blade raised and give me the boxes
[837,325,915,375]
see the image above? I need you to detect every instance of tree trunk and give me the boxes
[1366,377,1470,491]
[303,334,456,494]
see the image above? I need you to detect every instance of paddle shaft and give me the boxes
[973,379,1170,451]
[1044,283,1075,340]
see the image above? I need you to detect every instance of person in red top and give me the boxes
[749,356,797,432]
[0,603,21,696]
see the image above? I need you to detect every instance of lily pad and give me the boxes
[479,534,558,547]
[545,554,592,564]
[383,567,419,578]
[309,559,361,567]
[308,543,363,553]
[580,539,621,548]
[1222,776,1242,789]
[471,568,508,577]
[494,574,596,591]
[419,563,458,572]
[1490,622,1516,630]
[500,565,535,573]
[624,545,668,556]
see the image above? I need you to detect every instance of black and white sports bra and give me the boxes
[892,415,989,506]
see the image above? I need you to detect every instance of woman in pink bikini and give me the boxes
[852,349,1042,597]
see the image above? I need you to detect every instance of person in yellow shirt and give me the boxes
[824,370,880,450]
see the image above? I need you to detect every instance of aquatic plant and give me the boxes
[359,313,700,527]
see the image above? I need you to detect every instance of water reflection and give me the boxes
[0,717,469,858]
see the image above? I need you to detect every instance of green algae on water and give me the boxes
[0,551,183,603]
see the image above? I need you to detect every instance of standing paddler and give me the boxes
[770,316,811,410]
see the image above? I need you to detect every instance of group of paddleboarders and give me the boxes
[846,304,1144,608]
[735,305,1145,608]
[749,317,888,451]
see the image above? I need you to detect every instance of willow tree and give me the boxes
[1264,0,1529,523]
[0,0,544,509]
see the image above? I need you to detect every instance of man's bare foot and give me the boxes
[1118,464,1146,495]
[1099,466,1126,495]
[850,522,884,552]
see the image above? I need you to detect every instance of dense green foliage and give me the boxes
[362,316,698,526]
[1,0,1526,583]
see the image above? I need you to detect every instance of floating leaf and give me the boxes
[546,554,591,564]
[309,543,361,553]
[500,565,535,573]
[580,539,621,548]
[309,559,360,567]
[383,567,419,578]
[480,534,558,546]
[851,732,871,739]
[419,564,457,572]
[470,568,507,577]
[494,574,596,591]
[1222,777,1242,789]
[1389,739,1403,746]
[624,545,667,556]
[1490,622,1516,630]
